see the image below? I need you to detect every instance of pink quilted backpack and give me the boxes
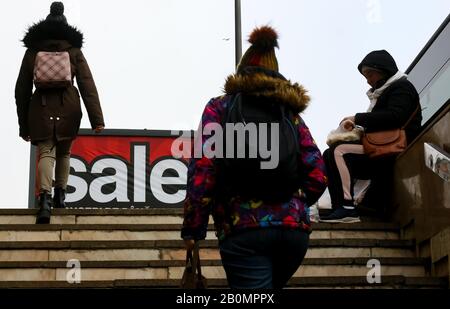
[33,51,72,88]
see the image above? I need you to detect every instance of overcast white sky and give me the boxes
[1,0,449,208]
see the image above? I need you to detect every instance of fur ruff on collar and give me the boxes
[22,20,83,49]
[224,72,310,113]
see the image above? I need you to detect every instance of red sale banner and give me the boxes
[30,129,193,208]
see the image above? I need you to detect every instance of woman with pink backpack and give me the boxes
[15,2,105,223]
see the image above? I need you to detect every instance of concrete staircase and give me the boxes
[0,208,447,288]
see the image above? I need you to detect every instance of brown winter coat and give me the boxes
[15,20,104,144]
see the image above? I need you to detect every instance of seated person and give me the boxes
[320,50,422,223]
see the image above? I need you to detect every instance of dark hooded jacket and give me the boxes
[182,68,327,241]
[355,50,422,143]
[15,20,104,144]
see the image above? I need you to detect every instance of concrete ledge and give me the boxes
[430,227,450,278]
[431,227,450,263]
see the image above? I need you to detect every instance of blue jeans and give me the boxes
[219,228,309,289]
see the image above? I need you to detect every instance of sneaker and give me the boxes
[319,207,360,223]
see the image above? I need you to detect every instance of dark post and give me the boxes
[235,0,242,68]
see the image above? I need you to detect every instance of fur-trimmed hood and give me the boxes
[22,20,83,49]
[224,68,310,113]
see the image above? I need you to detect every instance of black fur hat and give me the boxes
[46,2,68,24]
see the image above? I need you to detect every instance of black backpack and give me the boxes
[216,92,301,203]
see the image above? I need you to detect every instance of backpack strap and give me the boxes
[41,93,47,106]
[223,93,241,125]
[280,104,300,151]
[401,103,421,129]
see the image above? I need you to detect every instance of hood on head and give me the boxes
[224,67,310,113]
[358,50,398,78]
[22,20,83,49]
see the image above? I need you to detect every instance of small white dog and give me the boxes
[326,119,363,146]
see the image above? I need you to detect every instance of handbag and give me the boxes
[362,105,420,159]
[180,242,207,289]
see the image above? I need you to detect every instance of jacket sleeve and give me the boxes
[75,50,105,129]
[354,87,417,132]
[181,97,224,240]
[15,49,34,138]
[296,117,328,206]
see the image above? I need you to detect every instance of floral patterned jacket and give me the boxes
[182,69,327,241]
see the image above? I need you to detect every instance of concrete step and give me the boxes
[0,209,440,289]
[0,209,185,225]
[0,209,185,215]
[0,222,401,231]
[0,258,428,281]
[0,238,415,249]
[0,224,400,241]
[0,276,446,288]
[0,209,400,229]
[0,257,427,267]
[0,239,417,262]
